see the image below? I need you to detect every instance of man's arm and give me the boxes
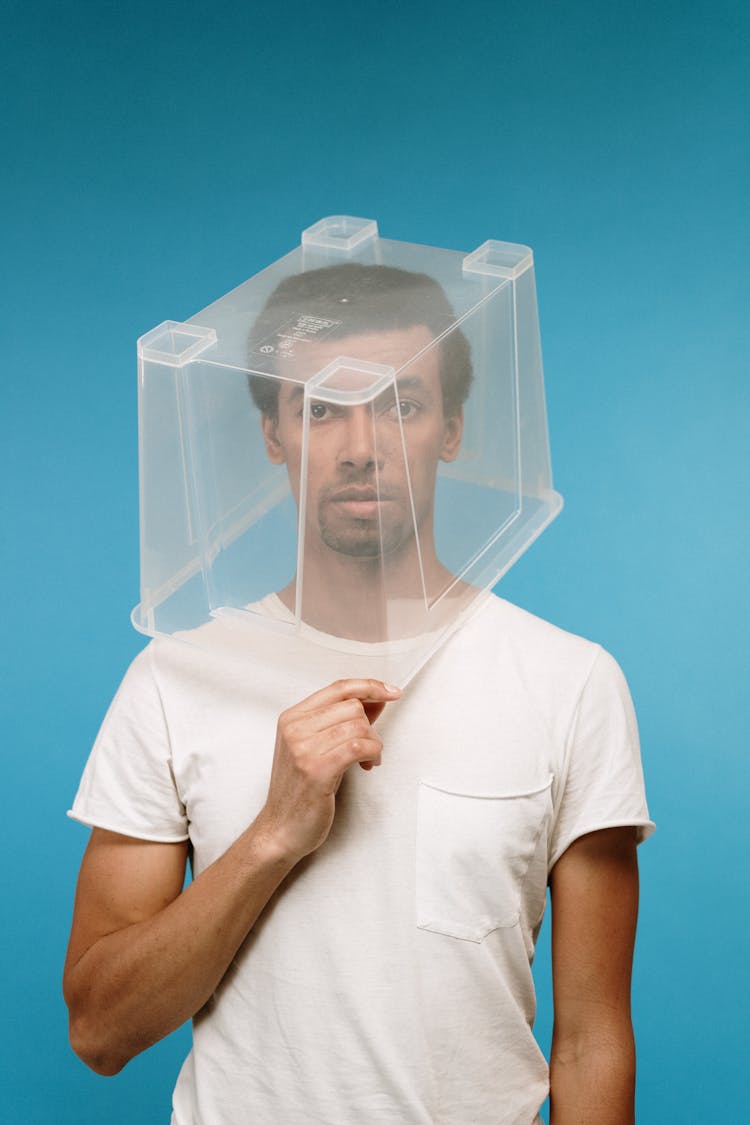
[548,826,640,1125]
[63,678,400,1076]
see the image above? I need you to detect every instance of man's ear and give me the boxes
[261,413,286,464]
[440,408,463,463]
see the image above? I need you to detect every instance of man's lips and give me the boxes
[330,487,381,502]
[327,486,397,517]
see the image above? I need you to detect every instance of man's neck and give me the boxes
[277,538,459,642]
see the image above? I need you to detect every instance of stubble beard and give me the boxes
[315,498,412,559]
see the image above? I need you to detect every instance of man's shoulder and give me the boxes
[438,591,609,704]
[473,592,600,662]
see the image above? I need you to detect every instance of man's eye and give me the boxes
[391,400,419,419]
[309,402,329,420]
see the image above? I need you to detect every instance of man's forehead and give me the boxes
[276,324,438,387]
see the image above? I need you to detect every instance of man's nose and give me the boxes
[338,406,383,469]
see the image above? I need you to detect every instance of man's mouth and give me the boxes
[328,486,396,518]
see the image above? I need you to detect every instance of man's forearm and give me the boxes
[66,820,295,1075]
[549,1026,636,1125]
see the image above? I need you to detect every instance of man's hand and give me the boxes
[256,678,401,862]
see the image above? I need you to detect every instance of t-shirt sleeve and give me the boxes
[68,644,189,842]
[547,646,655,870]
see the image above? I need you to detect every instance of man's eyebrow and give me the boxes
[395,375,431,396]
[370,374,435,412]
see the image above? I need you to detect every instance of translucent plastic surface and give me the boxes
[133,217,562,684]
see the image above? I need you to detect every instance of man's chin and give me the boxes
[315,514,416,559]
[319,528,385,558]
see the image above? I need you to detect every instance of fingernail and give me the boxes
[384,683,401,694]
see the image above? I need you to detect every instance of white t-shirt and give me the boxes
[69,594,654,1125]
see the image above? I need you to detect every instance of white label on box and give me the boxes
[255,314,343,357]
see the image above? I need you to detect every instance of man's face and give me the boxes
[261,325,462,562]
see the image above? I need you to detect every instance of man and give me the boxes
[65,263,654,1124]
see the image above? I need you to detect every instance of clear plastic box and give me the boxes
[132,216,562,684]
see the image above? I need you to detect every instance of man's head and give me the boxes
[248,262,472,421]
[247,263,472,568]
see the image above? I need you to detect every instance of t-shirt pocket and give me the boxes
[416,776,553,942]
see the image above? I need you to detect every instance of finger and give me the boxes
[305,716,382,756]
[292,679,401,716]
[281,697,374,738]
[283,691,396,737]
[323,735,384,777]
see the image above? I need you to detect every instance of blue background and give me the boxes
[3,0,748,1121]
